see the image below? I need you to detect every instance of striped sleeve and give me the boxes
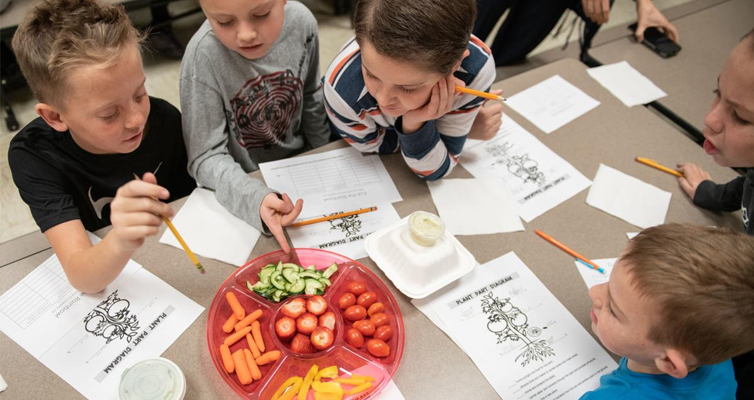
[399,35,497,180]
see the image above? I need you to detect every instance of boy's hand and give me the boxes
[261,193,303,253]
[677,163,711,199]
[635,0,679,43]
[109,172,173,252]
[402,74,464,134]
[468,89,504,141]
[582,0,611,24]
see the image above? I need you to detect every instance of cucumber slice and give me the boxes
[306,265,316,271]
[258,267,274,284]
[251,281,272,291]
[322,263,338,279]
[282,262,300,270]
[275,261,283,272]
[299,271,320,280]
[282,268,299,283]
[288,279,305,293]
[304,278,323,295]
[319,277,332,287]
[270,271,287,290]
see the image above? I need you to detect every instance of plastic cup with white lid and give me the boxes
[118,357,186,400]
[408,211,445,247]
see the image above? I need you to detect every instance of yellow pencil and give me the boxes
[635,157,683,177]
[132,173,205,274]
[290,207,378,228]
[455,86,506,101]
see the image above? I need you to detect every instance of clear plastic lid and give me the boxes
[118,357,186,400]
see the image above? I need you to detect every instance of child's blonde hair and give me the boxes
[623,224,754,364]
[11,0,145,106]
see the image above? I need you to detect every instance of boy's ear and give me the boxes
[654,349,691,379]
[35,103,69,133]
[452,49,471,73]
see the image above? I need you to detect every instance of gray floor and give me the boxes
[0,0,691,243]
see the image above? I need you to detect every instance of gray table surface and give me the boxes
[0,58,742,400]
[589,0,754,132]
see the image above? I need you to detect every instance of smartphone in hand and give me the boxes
[628,23,682,58]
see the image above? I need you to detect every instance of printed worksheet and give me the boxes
[575,258,617,289]
[287,203,401,260]
[0,235,204,400]
[260,147,402,218]
[415,252,617,400]
[460,117,592,221]
[506,75,600,134]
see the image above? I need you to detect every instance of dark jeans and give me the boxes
[473,0,613,66]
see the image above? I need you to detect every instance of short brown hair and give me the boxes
[353,0,476,75]
[11,0,145,105]
[622,224,754,364]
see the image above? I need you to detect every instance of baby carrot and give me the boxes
[243,348,262,381]
[226,292,246,320]
[255,350,281,366]
[251,320,265,352]
[222,314,239,333]
[220,344,234,373]
[246,333,262,359]
[232,349,253,385]
[224,326,252,347]
[235,309,263,331]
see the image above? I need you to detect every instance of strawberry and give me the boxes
[306,295,328,316]
[281,298,307,319]
[290,333,315,354]
[319,311,336,331]
[296,312,318,335]
[310,326,334,350]
[275,316,296,340]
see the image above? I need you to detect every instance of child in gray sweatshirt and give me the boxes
[180,0,330,251]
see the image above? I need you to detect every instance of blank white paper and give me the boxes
[159,188,261,267]
[427,178,524,235]
[506,75,600,134]
[575,258,617,289]
[586,164,671,229]
[587,61,667,107]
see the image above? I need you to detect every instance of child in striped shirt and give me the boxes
[323,0,500,180]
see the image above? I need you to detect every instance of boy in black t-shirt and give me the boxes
[8,0,196,293]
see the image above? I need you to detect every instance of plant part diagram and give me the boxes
[83,290,140,344]
[328,212,362,237]
[487,142,547,187]
[481,292,555,367]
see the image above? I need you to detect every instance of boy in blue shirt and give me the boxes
[581,224,754,400]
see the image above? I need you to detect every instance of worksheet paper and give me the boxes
[460,117,592,222]
[159,188,261,266]
[587,61,667,107]
[427,178,524,235]
[0,234,204,400]
[626,232,639,239]
[586,164,671,229]
[287,203,401,260]
[575,258,617,289]
[413,252,617,400]
[260,147,402,218]
[506,75,600,134]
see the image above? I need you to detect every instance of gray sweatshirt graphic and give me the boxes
[180,1,329,233]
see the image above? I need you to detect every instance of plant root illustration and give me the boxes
[83,290,140,344]
[328,213,362,237]
[482,293,554,366]
[487,142,546,186]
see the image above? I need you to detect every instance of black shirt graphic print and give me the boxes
[9,97,196,232]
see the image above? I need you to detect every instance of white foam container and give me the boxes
[118,357,186,400]
[365,216,476,299]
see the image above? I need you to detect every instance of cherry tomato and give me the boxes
[343,305,367,321]
[353,320,376,336]
[367,302,385,317]
[345,328,364,348]
[357,292,378,308]
[347,281,367,296]
[338,293,356,309]
[366,339,390,358]
[370,312,390,327]
[374,325,393,342]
